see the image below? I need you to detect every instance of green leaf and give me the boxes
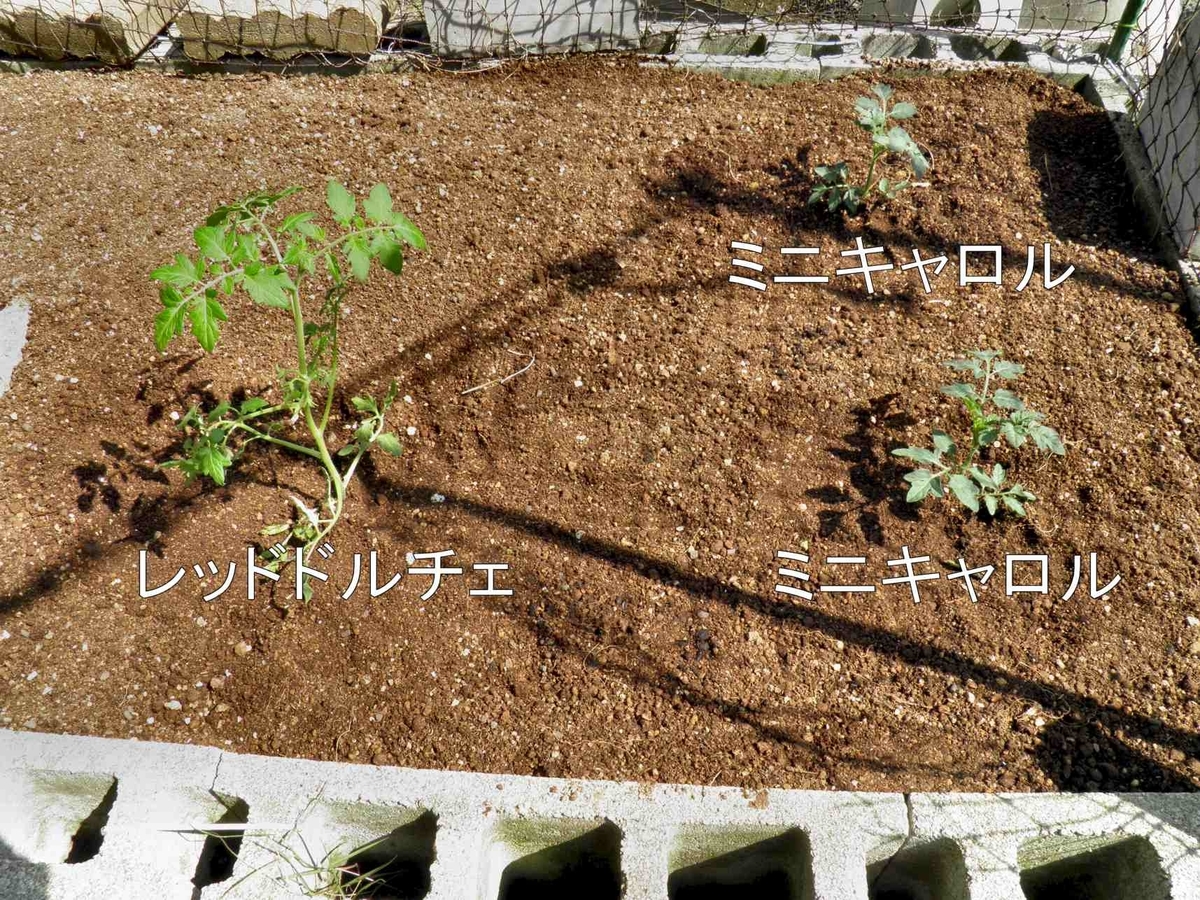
[189,293,226,353]
[855,97,885,130]
[931,430,956,457]
[324,251,343,283]
[283,240,313,271]
[892,446,941,466]
[871,84,894,101]
[337,444,358,457]
[240,397,269,415]
[261,522,291,536]
[910,148,930,178]
[941,383,977,400]
[154,286,189,351]
[984,494,999,516]
[970,350,1001,360]
[886,125,914,154]
[280,212,318,235]
[855,96,882,115]
[326,181,356,223]
[948,473,981,513]
[194,441,232,486]
[376,237,404,275]
[903,469,943,503]
[206,205,234,227]
[945,358,984,378]
[374,432,403,456]
[364,183,394,225]
[347,242,371,281]
[968,464,996,491]
[206,401,231,423]
[992,463,1006,485]
[1002,495,1027,517]
[1031,424,1065,455]
[890,101,917,119]
[152,254,200,290]
[242,265,294,309]
[977,424,1001,447]
[1000,421,1025,448]
[992,388,1024,410]
[351,396,378,413]
[193,225,229,262]
[992,359,1025,379]
[391,212,426,251]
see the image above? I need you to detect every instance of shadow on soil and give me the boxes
[806,393,919,545]
[354,465,1200,794]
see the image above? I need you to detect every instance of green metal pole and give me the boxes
[1106,0,1149,62]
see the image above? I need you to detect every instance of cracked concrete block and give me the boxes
[4,730,1200,900]
[175,0,388,61]
[0,0,178,62]
[423,0,640,57]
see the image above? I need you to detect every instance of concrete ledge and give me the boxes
[1,729,1198,899]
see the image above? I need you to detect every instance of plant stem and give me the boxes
[228,421,324,460]
[254,211,350,566]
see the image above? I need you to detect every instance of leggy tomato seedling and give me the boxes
[150,181,424,597]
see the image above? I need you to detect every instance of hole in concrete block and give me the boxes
[1018,835,1169,900]
[65,778,118,864]
[947,35,1026,61]
[641,30,678,54]
[339,810,438,899]
[696,33,768,56]
[191,796,250,891]
[930,0,980,25]
[668,827,814,900]
[867,838,969,900]
[496,819,623,900]
[860,34,935,59]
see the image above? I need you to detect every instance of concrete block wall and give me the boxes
[1,728,1198,900]
[0,0,183,63]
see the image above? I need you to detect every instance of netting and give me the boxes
[0,0,1197,259]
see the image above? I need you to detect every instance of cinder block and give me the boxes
[175,0,388,61]
[908,792,1200,900]
[0,0,179,62]
[2,729,1199,900]
[423,0,640,57]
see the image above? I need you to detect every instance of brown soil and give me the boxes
[1,59,1199,794]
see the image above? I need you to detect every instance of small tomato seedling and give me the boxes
[892,350,1065,517]
[809,84,930,214]
[151,181,425,594]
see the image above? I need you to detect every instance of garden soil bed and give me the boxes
[1,59,1199,794]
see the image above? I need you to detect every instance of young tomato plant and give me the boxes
[892,350,1065,517]
[809,84,930,214]
[151,181,425,593]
